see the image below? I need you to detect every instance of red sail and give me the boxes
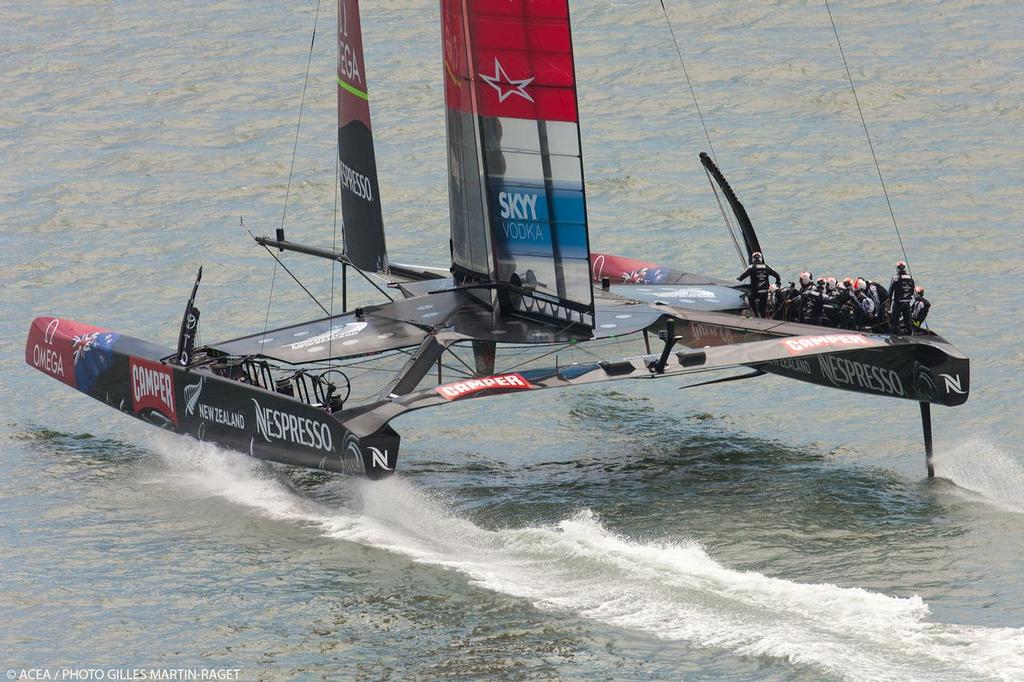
[441,0,594,328]
[443,0,577,123]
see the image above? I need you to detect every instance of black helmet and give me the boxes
[751,251,763,263]
[896,260,907,272]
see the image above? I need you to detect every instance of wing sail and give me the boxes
[441,0,594,328]
[700,152,762,260]
[338,0,388,272]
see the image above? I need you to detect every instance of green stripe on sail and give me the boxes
[337,76,368,101]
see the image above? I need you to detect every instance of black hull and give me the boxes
[26,317,400,479]
[27,311,969,479]
[758,339,969,406]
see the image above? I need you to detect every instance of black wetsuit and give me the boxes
[889,272,915,335]
[822,289,840,327]
[800,286,824,325]
[777,284,800,321]
[737,263,781,317]
[911,295,931,331]
[832,288,856,329]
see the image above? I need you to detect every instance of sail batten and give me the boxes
[441,0,594,328]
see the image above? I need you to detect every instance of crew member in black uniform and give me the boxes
[737,251,781,317]
[833,280,857,329]
[888,261,915,335]
[911,286,931,332]
[854,289,876,329]
[821,278,839,327]
[800,278,825,325]
[776,282,801,321]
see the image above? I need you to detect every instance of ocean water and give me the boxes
[3,0,1024,679]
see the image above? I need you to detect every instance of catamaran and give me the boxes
[25,0,969,479]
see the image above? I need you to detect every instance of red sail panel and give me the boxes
[443,0,578,123]
[442,0,472,112]
[338,0,370,128]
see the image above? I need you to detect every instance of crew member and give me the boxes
[888,261,915,335]
[777,281,801,321]
[911,286,931,332]
[791,272,814,321]
[854,289,876,329]
[767,283,780,318]
[737,251,781,317]
[859,278,887,330]
[865,278,887,313]
[800,278,825,325]
[832,280,857,329]
[821,277,840,327]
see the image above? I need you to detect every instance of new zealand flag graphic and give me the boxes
[72,331,119,393]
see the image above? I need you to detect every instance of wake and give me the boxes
[933,438,1024,514]
[150,434,1024,681]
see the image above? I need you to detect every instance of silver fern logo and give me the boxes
[184,377,245,429]
[184,377,205,416]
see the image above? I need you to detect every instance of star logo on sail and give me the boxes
[480,58,534,103]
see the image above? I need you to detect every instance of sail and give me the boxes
[700,152,762,260]
[441,0,594,328]
[337,0,388,272]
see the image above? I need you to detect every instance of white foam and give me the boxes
[148,433,1024,680]
[933,438,1024,514]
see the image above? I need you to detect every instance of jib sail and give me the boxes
[441,0,594,328]
[338,0,388,272]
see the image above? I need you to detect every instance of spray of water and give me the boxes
[148,433,1024,681]
[933,438,1024,514]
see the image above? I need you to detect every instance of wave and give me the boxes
[148,433,1024,681]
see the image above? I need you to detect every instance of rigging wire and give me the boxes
[440,346,479,378]
[280,0,322,233]
[244,222,330,316]
[660,0,747,268]
[345,262,396,302]
[823,0,912,275]
[660,0,718,166]
[257,226,279,346]
[704,168,747,267]
[258,0,323,346]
